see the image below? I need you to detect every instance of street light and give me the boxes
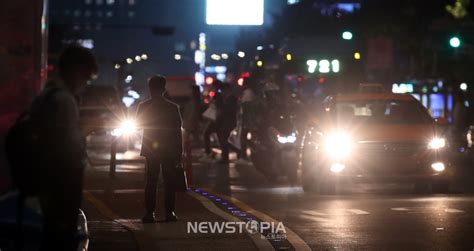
[354,52,361,60]
[211,54,221,61]
[449,36,461,48]
[342,31,353,40]
[126,58,133,64]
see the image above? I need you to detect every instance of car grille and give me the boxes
[356,142,426,157]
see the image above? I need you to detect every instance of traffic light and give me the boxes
[449,36,461,48]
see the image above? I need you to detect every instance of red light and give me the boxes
[209,91,216,97]
[319,77,325,84]
[237,78,244,86]
[297,76,303,82]
[205,77,214,85]
[204,98,210,104]
[241,72,250,78]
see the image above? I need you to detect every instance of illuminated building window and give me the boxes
[73,10,81,17]
[96,0,103,5]
[106,0,115,5]
[128,11,135,18]
[129,0,136,6]
[106,11,114,18]
[84,0,92,4]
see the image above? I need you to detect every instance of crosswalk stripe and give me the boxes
[300,207,466,216]
[445,208,465,213]
[391,207,465,214]
[391,207,410,211]
[301,210,327,216]
[346,209,370,215]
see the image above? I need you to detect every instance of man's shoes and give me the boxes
[142,212,156,224]
[159,211,178,222]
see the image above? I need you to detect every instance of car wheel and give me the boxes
[318,177,336,195]
[302,162,318,192]
[302,175,317,192]
[413,182,430,193]
[432,180,450,193]
[283,155,298,185]
[302,168,336,194]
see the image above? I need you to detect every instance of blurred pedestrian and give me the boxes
[182,85,202,186]
[239,78,257,160]
[215,84,238,164]
[200,83,223,162]
[182,85,202,142]
[34,45,97,251]
[137,75,183,223]
[451,89,469,146]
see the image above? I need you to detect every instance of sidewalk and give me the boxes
[83,148,260,251]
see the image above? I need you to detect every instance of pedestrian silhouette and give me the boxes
[137,75,183,223]
[215,84,238,164]
[34,45,97,250]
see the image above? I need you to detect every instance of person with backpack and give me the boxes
[19,45,97,250]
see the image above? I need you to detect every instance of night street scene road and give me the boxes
[3,0,474,250]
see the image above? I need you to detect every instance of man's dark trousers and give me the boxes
[145,157,176,215]
[40,163,84,251]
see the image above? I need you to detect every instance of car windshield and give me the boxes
[330,99,433,125]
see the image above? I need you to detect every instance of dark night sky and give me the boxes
[49,0,286,85]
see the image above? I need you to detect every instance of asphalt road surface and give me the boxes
[193,151,474,251]
[84,144,474,250]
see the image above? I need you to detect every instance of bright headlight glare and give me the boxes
[325,132,352,158]
[112,119,137,137]
[277,133,297,144]
[111,128,122,137]
[428,137,446,149]
[431,162,445,172]
[287,135,297,143]
[277,135,288,144]
[330,163,346,173]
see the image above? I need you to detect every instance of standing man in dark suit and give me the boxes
[137,75,183,223]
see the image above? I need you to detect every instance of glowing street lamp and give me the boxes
[450,36,461,48]
[342,31,353,40]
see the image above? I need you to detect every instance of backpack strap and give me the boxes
[28,86,62,123]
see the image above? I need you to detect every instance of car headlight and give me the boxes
[277,133,297,144]
[325,132,352,158]
[111,119,137,137]
[428,137,446,150]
